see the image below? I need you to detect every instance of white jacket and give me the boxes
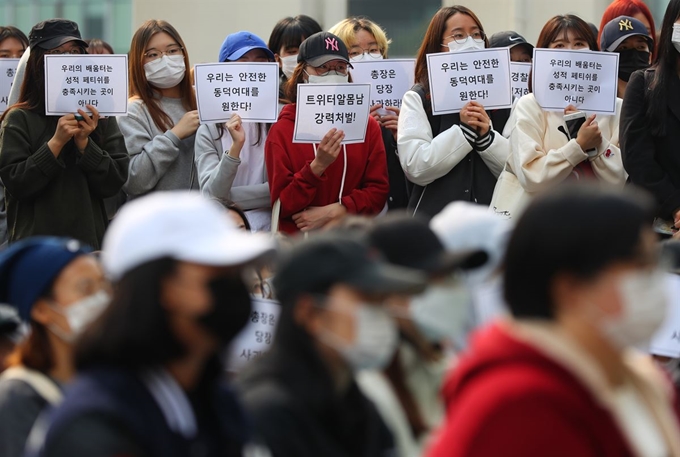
[506,94,627,193]
[397,90,510,187]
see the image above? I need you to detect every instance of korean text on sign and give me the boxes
[194,62,279,123]
[349,59,415,112]
[0,59,19,112]
[294,83,371,144]
[426,48,513,115]
[510,62,531,100]
[44,54,128,116]
[226,298,281,372]
[531,48,618,115]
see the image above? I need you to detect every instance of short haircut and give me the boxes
[536,14,599,50]
[86,38,114,54]
[328,17,392,57]
[503,184,655,319]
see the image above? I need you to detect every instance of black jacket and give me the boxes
[407,86,510,219]
[382,127,410,209]
[621,69,680,219]
[236,322,395,457]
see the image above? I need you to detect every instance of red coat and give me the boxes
[426,323,636,457]
[265,104,389,234]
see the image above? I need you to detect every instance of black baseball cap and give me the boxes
[600,16,653,52]
[28,19,88,50]
[298,31,352,67]
[273,233,427,303]
[367,214,488,278]
[489,31,534,51]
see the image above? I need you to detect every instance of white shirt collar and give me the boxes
[141,368,198,438]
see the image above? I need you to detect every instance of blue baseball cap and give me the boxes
[600,16,653,52]
[0,237,92,321]
[219,31,275,63]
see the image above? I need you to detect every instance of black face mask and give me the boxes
[198,275,252,344]
[618,49,651,82]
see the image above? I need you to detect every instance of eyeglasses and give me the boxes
[47,48,85,55]
[308,62,349,76]
[348,48,382,60]
[144,46,184,61]
[445,31,486,44]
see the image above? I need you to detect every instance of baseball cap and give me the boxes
[28,19,88,50]
[273,233,427,303]
[298,31,352,67]
[219,31,275,62]
[102,192,275,281]
[600,16,653,52]
[488,31,534,51]
[0,237,92,321]
[367,214,487,277]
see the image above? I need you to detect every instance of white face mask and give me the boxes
[280,54,298,79]
[350,53,383,62]
[410,278,472,343]
[306,73,349,84]
[144,54,186,89]
[599,270,668,349]
[447,36,485,53]
[673,24,680,54]
[319,304,399,371]
[49,290,111,342]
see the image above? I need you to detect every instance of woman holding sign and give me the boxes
[118,20,199,198]
[329,17,410,209]
[266,31,389,234]
[0,19,128,250]
[497,14,626,220]
[195,32,275,232]
[398,6,511,219]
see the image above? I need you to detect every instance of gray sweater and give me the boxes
[194,123,270,210]
[117,97,197,198]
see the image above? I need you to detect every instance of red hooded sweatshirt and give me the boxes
[265,104,389,234]
[426,323,637,457]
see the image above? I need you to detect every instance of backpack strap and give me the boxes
[1,366,63,406]
[411,84,443,137]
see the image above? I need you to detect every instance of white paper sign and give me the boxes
[0,59,19,112]
[349,59,415,111]
[294,83,371,144]
[226,298,281,372]
[531,49,618,115]
[426,48,512,115]
[44,55,128,116]
[194,62,279,123]
[648,274,680,358]
[510,62,531,100]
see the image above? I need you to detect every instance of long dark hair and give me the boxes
[0,26,28,49]
[75,258,186,370]
[414,6,488,94]
[268,15,322,57]
[647,0,680,136]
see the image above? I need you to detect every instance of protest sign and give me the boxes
[294,83,371,144]
[648,274,680,358]
[532,48,618,115]
[194,62,279,123]
[426,48,512,115]
[349,59,415,113]
[511,62,531,100]
[226,298,281,372]
[0,59,19,112]
[44,54,128,116]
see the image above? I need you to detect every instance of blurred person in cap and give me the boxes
[489,31,534,63]
[362,214,486,457]
[600,16,654,98]
[431,201,513,329]
[0,19,129,249]
[237,232,426,457]
[427,184,680,457]
[266,31,389,234]
[30,192,274,457]
[195,31,275,232]
[0,237,107,457]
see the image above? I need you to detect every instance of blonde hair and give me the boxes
[328,17,392,57]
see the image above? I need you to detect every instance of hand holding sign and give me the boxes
[370,103,399,139]
[576,114,602,151]
[460,101,491,135]
[171,110,200,140]
[48,114,80,156]
[73,105,100,152]
[310,128,345,177]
